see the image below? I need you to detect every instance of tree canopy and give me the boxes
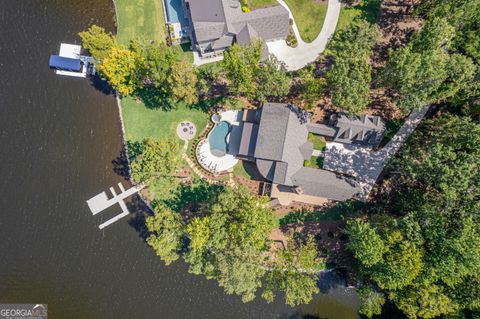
[262,234,324,307]
[79,25,116,61]
[184,186,275,302]
[99,46,143,96]
[146,203,185,265]
[347,114,480,319]
[130,137,181,200]
[297,66,324,109]
[382,17,477,113]
[222,42,291,101]
[327,57,372,114]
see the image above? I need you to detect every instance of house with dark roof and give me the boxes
[234,103,386,202]
[237,103,374,201]
[308,113,386,149]
[184,0,289,57]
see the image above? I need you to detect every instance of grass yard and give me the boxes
[121,97,209,143]
[308,133,327,150]
[304,156,324,169]
[247,0,278,9]
[337,0,381,31]
[233,161,253,179]
[173,43,194,63]
[114,0,166,45]
[284,0,328,43]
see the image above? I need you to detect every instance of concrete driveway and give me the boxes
[322,105,431,198]
[266,0,341,70]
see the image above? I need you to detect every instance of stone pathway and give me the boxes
[266,0,342,70]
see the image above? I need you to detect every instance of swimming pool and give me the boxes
[164,0,189,26]
[209,121,231,157]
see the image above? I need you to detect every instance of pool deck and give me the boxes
[196,110,242,174]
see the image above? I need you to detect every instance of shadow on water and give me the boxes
[89,74,115,95]
[126,194,154,241]
[111,149,130,180]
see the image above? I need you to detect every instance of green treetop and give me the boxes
[79,24,116,61]
[145,203,185,265]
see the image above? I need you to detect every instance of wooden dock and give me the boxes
[86,182,143,229]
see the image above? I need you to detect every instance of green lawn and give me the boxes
[304,156,324,169]
[308,133,327,150]
[337,0,381,31]
[284,0,328,43]
[233,161,253,179]
[173,43,194,63]
[121,97,209,143]
[114,0,166,45]
[247,0,278,9]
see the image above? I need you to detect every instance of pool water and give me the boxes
[209,121,231,157]
[164,0,189,26]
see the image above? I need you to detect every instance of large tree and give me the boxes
[327,57,372,114]
[328,20,379,60]
[79,24,116,61]
[381,18,477,113]
[255,55,291,103]
[345,219,385,268]
[184,186,275,302]
[130,39,177,89]
[222,42,262,98]
[358,287,385,319]
[130,137,181,199]
[297,66,324,109]
[167,60,198,104]
[262,235,324,307]
[145,203,185,265]
[99,45,143,96]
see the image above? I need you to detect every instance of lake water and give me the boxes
[0,1,359,318]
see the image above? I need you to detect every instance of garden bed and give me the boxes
[304,156,324,169]
[308,132,327,150]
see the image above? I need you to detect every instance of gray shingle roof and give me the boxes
[291,167,362,201]
[236,23,258,45]
[238,122,259,157]
[187,0,289,48]
[242,103,365,201]
[232,5,289,41]
[331,113,386,148]
[253,103,310,186]
[307,123,337,137]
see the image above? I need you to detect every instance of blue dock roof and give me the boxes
[49,55,81,72]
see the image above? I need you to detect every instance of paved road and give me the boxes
[267,0,341,70]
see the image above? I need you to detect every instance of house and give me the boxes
[185,0,290,57]
[308,113,386,149]
[235,103,382,201]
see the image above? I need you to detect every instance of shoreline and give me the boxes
[115,94,155,213]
